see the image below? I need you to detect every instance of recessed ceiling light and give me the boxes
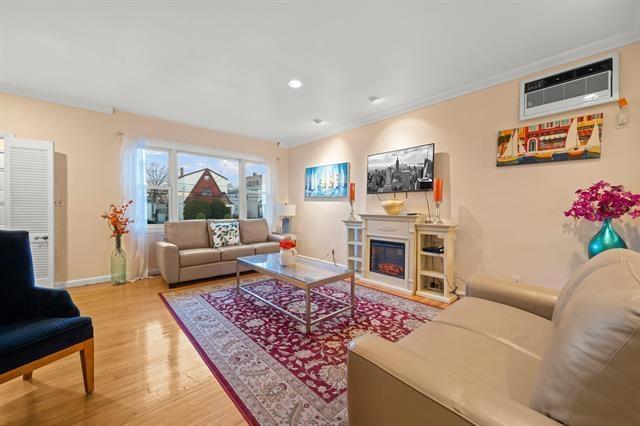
[288,79,302,89]
[313,118,325,125]
[369,95,383,104]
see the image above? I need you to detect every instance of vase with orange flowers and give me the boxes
[102,200,134,284]
[279,239,297,266]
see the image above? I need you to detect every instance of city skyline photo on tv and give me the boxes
[367,143,434,194]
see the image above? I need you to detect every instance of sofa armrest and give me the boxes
[466,275,558,320]
[267,234,287,243]
[156,241,180,284]
[348,334,559,426]
[29,287,80,318]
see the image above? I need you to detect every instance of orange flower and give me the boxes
[279,239,296,250]
[102,200,134,238]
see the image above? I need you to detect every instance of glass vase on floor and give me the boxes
[111,237,127,285]
[588,218,627,258]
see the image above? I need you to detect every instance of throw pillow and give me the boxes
[210,221,240,248]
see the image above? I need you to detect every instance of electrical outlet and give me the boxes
[511,275,521,284]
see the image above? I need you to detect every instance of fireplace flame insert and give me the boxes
[370,239,405,279]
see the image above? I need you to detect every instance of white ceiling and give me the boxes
[1,1,639,147]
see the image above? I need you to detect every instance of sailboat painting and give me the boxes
[304,162,350,198]
[497,113,603,167]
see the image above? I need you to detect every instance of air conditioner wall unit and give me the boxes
[520,54,619,121]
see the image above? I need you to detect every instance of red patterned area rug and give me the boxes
[160,275,441,425]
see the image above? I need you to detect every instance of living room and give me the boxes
[1,1,639,425]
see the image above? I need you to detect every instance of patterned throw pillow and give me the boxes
[210,221,240,248]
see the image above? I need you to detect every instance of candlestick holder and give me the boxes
[348,199,356,221]
[433,201,443,224]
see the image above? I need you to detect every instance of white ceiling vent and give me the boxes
[520,54,619,121]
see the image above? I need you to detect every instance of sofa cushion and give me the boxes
[252,242,280,255]
[239,219,269,244]
[399,321,540,405]
[530,249,640,426]
[164,220,209,250]
[179,248,221,267]
[0,316,93,373]
[210,221,240,248]
[432,297,552,360]
[206,219,237,247]
[217,245,255,261]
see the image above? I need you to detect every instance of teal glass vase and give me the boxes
[111,237,127,285]
[588,218,627,258]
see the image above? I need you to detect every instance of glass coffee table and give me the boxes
[236,253,355,334]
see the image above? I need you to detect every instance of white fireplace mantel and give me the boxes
[359,213,425,295]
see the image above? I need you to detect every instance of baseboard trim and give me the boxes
[55,275,110,289]
[297,254,347,269]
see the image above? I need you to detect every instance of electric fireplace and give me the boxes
[370,239,405,279]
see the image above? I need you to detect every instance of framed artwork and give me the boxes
[497,113,602,167]
[304,162,350,198]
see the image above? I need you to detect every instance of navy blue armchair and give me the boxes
[0,230,94,394]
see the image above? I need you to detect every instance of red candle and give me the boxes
[349,182,356,201]
[433,178,443,202]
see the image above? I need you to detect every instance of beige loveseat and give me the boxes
[348,248,640,425]
[155,219,285,287]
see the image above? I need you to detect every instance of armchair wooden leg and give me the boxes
[79,338,94,395]
[23,372,32,380]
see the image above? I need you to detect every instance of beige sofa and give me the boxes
[348,248,640,426]
[155,219,285,287]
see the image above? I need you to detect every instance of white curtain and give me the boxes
[120,136,148,281]
[263,162,277,231]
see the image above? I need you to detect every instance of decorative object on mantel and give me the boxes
[347,182,357,220]
[276,203,296,233]
[432,178,443,224]
[101,200,133,285]
[304,162,349,198]
[380,198,405,215]
[565,181,640,258]
[497,113,602,167]
[278,239,297,266]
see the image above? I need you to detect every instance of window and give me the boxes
[144,149,170,225]
[142,143,269,227]
[246,162,267,219]
[177,152,240,220]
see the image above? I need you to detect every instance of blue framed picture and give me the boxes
[304,162,350,199]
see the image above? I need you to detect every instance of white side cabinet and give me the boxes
[415,223,457,303]
[343,220,363,277]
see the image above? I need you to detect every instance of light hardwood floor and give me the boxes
[0,274,448,425]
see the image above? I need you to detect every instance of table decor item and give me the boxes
[278,239,298,266]
[433,178,443,223]
[565,181,640,258]
[348,182,356,220]
[101,200,134,284]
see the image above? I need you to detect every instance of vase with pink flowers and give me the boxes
[565,181,640,258]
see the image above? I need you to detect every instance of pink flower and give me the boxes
[565,181,640,222]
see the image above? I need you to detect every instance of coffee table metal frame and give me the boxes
[236,256,355,335]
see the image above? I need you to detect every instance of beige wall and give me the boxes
[288,42,640,289]
[0,93,289,283]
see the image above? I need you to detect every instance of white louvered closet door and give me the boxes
[5,138,55,288]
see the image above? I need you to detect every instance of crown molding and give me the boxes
[284,21,640,148]
[0,84,114,114]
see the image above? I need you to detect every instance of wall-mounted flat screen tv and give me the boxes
[367,143,434,194]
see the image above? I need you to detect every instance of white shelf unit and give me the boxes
[343,220,364,277]
[415,223,457,303]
